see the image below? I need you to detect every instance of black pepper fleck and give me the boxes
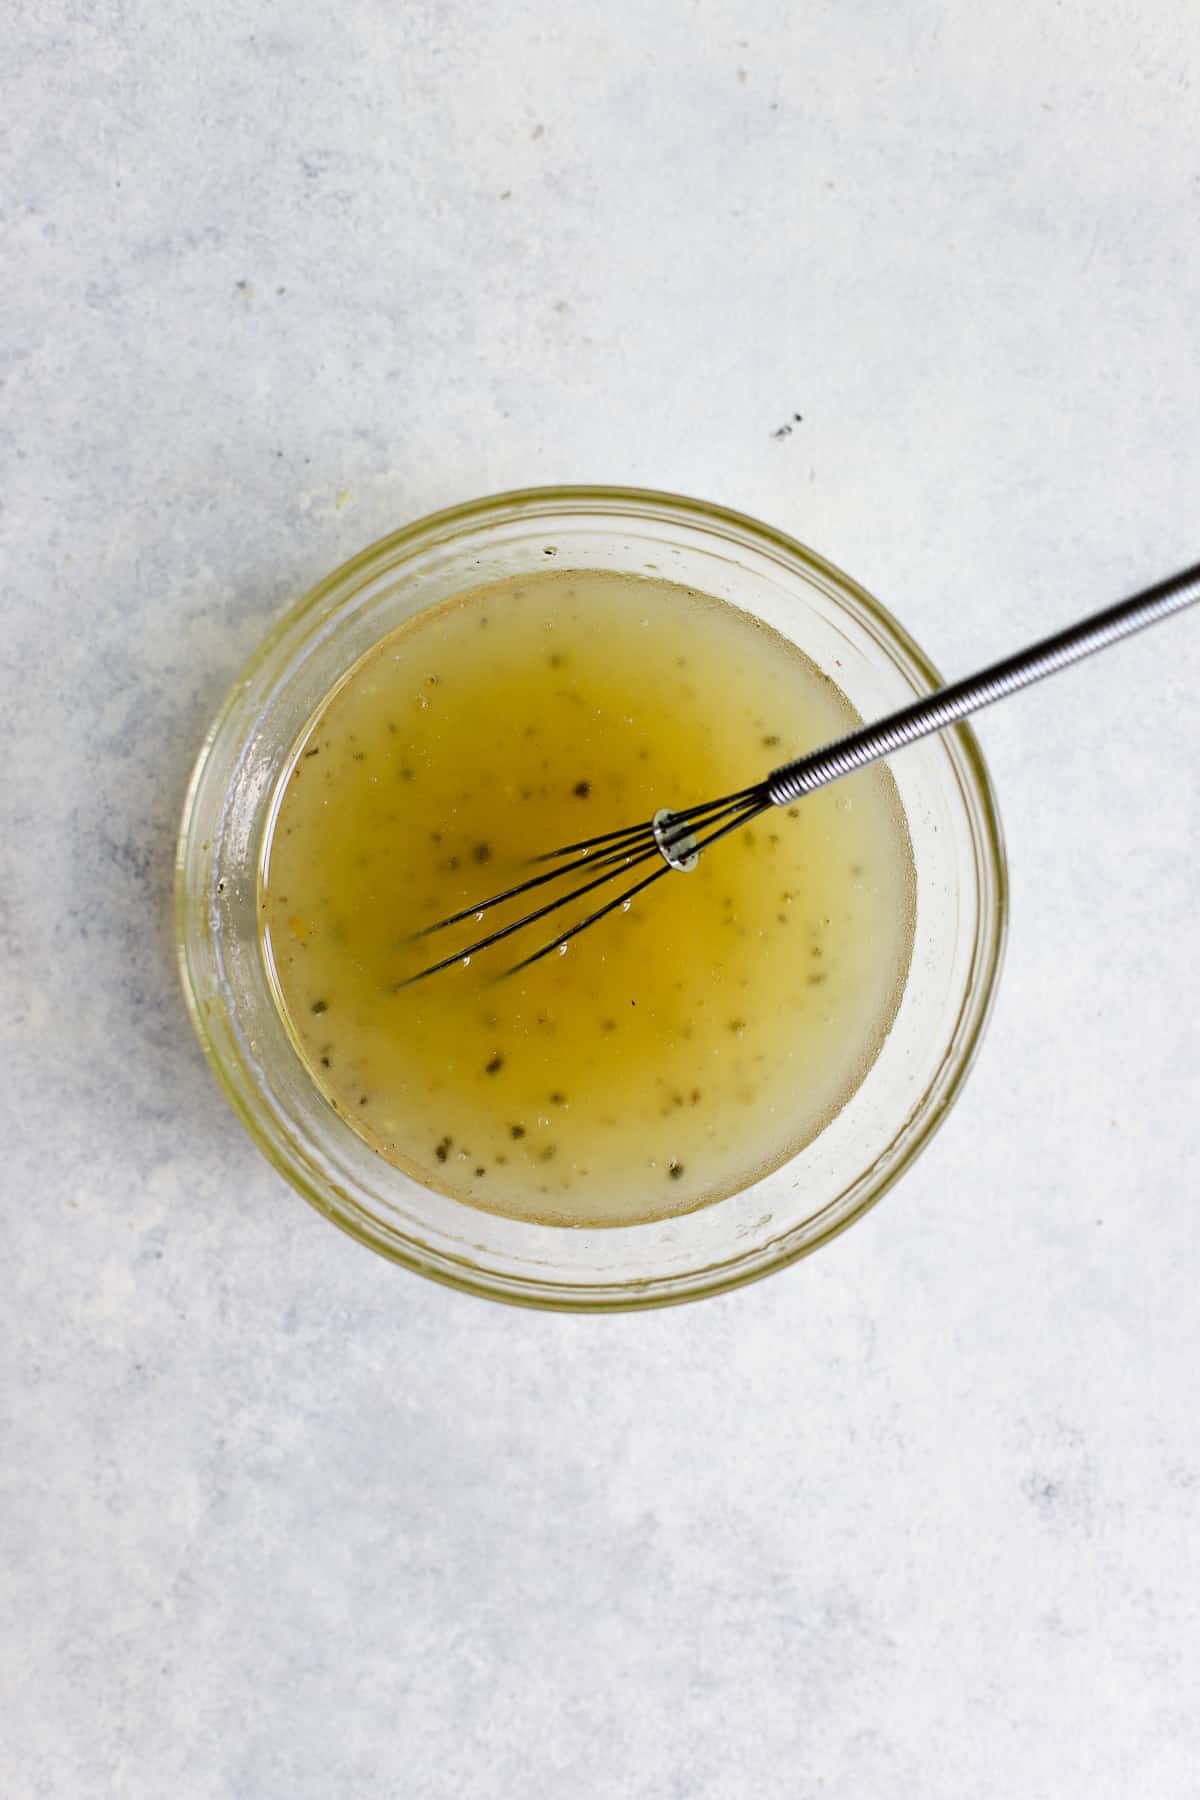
[311,999,328,1014]
[485,1053,504,1075]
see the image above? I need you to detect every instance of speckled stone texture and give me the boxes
[3,2,1199,1795]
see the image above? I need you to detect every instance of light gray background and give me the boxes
[3,3,1199,1795]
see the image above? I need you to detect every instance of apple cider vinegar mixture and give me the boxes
[261,569,915,1227]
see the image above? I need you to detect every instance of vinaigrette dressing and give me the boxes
[261,569,915,1226]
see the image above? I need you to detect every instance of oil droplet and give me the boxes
[461,955,471,968]
[557,943,568,956]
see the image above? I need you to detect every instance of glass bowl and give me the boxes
[176,486,1006,1309]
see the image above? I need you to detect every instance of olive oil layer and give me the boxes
[262,569,916,1227]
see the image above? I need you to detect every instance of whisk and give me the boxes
[401,560,1200,985]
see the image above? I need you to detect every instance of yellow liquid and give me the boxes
[261,569,915,1227]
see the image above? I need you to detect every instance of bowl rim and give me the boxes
[176,483,1008,1310]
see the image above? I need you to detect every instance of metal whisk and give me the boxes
[401,560,1200,985]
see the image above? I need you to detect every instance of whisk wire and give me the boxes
[398,791,769,987]
[537,783,764,862]
[404,786,767,947]
[504,796,771,978]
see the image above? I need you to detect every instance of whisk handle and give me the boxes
[766,560,1200,806]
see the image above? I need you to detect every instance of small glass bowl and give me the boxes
[176,487,1006,1310]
